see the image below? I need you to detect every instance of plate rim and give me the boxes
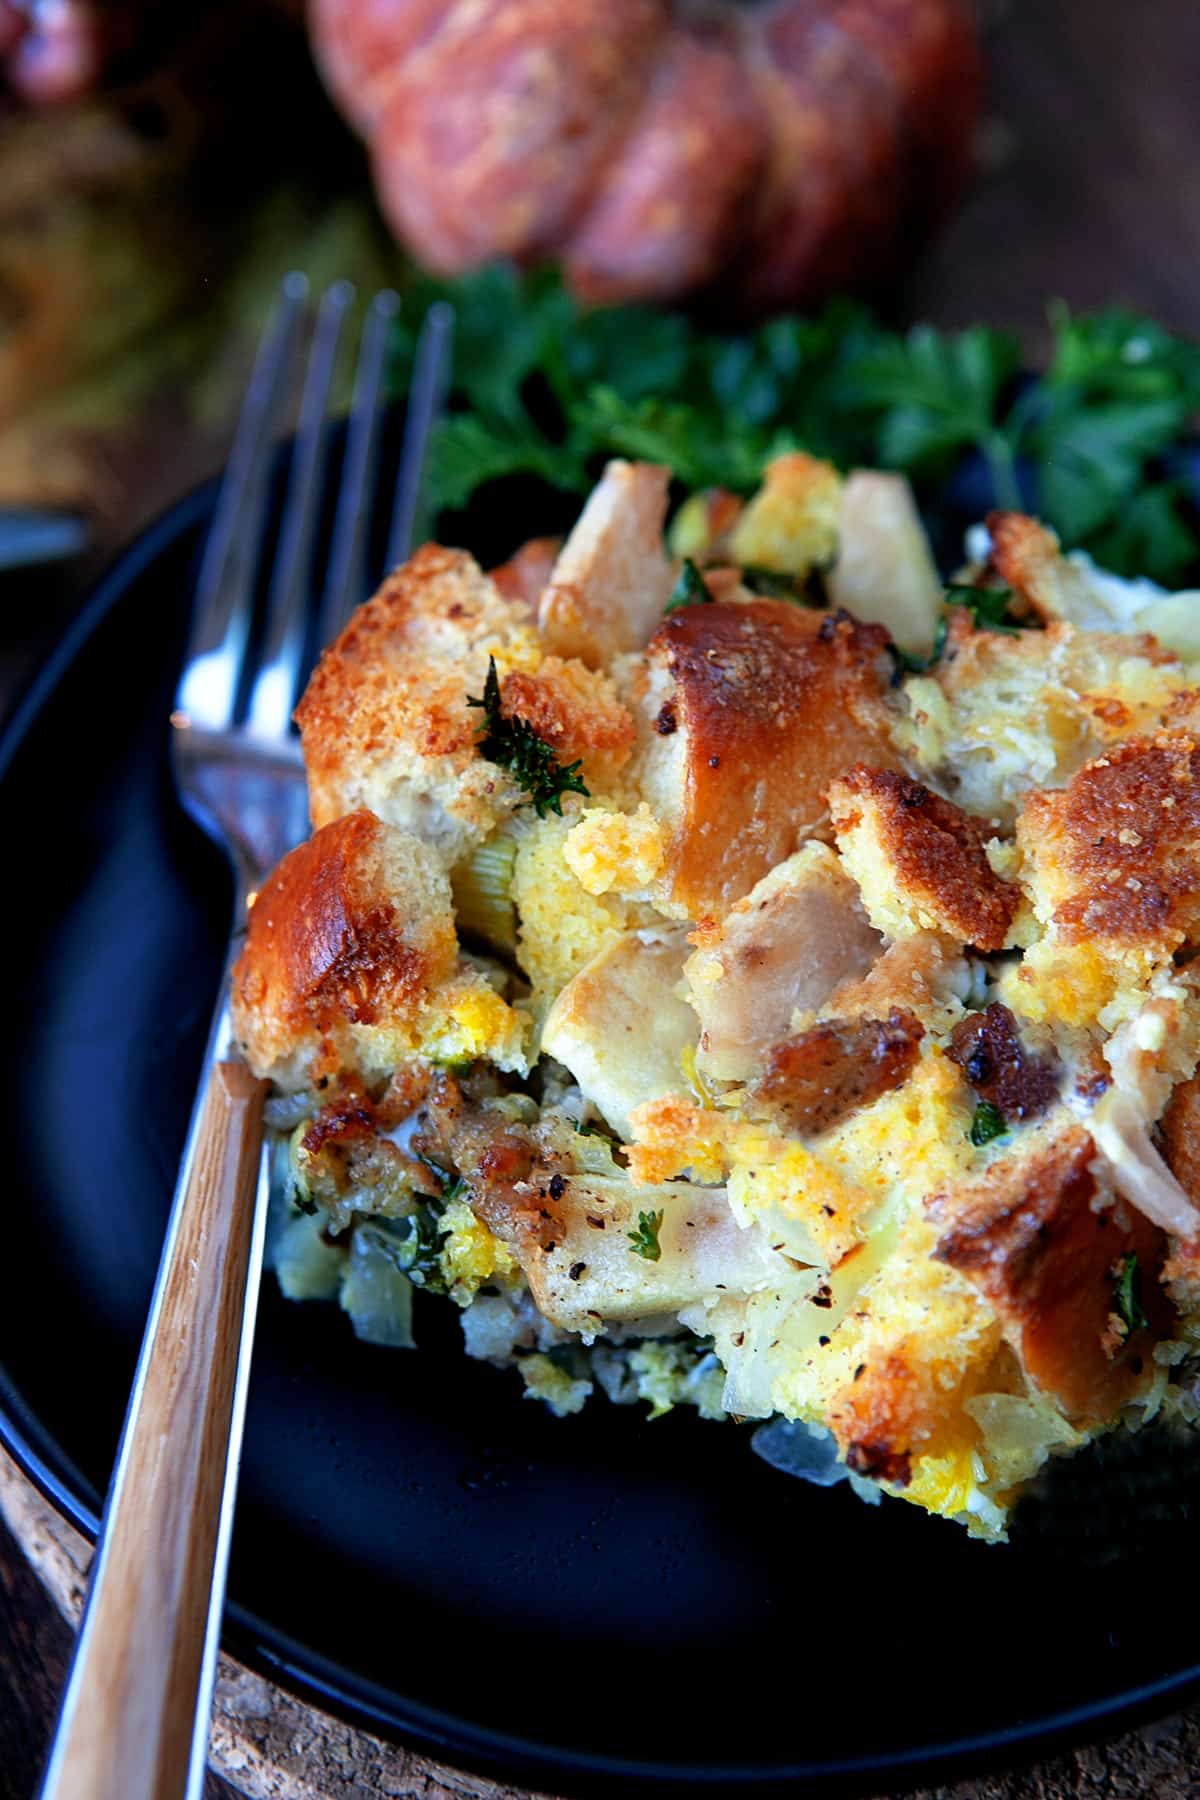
[5,477,1200,1798]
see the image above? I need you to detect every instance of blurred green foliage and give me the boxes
[391,266,1200,584]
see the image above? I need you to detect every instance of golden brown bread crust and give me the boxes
[640,601,900,917]
[499,657,635,788]
[929,1126,1168,1421]
[1162,1070,1200,1204]
[231,811,456,1085]
[748,1010,923,1137]
[829,765,1020,950]
[985,510,1062,621]
[295,543,527,846]
[295,542,633,855]
[827,1351,921,1488]
[1018,730,1200,950]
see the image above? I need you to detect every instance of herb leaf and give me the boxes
[665,558,714,612]
[391,269,1200,588]
[892,615,950,676]
[945,584,1022,634]
[627,1209,665,1262]
[467,656,590,819]
[1113,1252,1148,1336]
[969,1101,1009,1147]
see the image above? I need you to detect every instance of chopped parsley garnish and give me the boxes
[891,615,949,677]
[627,1208,665,1262]
[944,584,1022,634]
[664,557,714,612]
[969,1101,1010,1147]
[467,655,589,818]
[1114,1252,1148,1336]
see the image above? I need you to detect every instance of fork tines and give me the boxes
[177,275,454,745]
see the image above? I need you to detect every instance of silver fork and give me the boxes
[40,276,454,1800]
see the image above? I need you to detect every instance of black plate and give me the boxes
[5,475,1200,1798]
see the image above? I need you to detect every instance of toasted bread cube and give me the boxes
[540,928,697,1139]
[493,655,635,797]
[827,471,943,654]
[296,545,542,863]
[1017,730,1200,956]
[768,1210,1004,1491]
[231,811,524,1090]
[684,843,882,1082]
[667,487,744,562]
[987,510,1200,658]
[727,451,842,577]
[537,460,677,668]
[930,1122,1168,1421]
[1162,1069,1200,1204]
[618,600,902,918]
[829,764,1020,951]
[898,615,1192,827]
[297,542,637,866]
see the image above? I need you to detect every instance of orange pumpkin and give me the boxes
[309,0,982,313]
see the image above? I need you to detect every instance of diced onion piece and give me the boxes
[751,1417,849,1489]
[1092,1090,1200,1239]
[339,1225,416,1347]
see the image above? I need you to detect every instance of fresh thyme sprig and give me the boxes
[467,656,589,819]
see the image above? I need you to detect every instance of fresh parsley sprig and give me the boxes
[627,1209,665,1262]
[944,583,1023,634]
[891,615,950,677]
[467,656,589,819]
[969,1101,1009,1148]
[389,267,1200,586]
[664,558,714,612]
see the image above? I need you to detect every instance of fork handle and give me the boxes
[40,1061,269,1800]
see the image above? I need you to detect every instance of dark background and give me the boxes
[2,2,1200,1796]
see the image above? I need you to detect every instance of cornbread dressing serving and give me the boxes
[232,453,1200,1541]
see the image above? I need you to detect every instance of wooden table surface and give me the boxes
[3,1,1200,1796]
